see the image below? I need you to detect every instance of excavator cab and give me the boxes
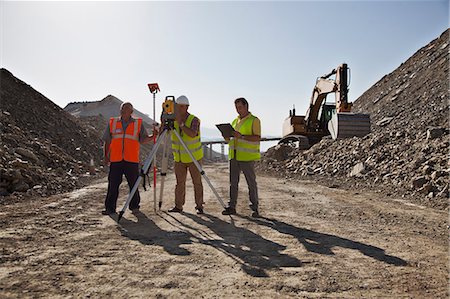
[319,103,335,132]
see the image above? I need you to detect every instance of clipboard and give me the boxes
[215,123,235,138]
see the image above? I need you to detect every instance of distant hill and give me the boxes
[64,95,156,126]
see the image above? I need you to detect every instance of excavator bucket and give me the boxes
[328,112,371,140]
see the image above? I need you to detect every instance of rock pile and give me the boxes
[259,29,449,210]
[0,69,104,200]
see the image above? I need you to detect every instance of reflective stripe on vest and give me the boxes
[109,117,142,163]
[171,114,203,163]
[229,114,260,161]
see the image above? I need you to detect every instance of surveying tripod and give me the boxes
[118,119,227,222]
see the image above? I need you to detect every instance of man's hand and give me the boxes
[103,156,110,166]
[152,124,159,136]
[233,131,242,138]
[175,114,183,126]
[141,124,159,144]
[220,133,230,143]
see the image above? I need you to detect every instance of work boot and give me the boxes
[195,206,204,215]
[131,208,141,214]
[101,210,116,215]
[168,207,183,213]
[251,210,260,218]
[222,207,236,215]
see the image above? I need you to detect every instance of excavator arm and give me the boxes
[305,77,338,129]
[281,63,370,145]
[305,64,352,129]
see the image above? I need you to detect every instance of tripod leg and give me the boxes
[152,159,157,212]
[152,94,158,212]
[158,131,170,210]
[172,129,227,209]
[118,129,168,222]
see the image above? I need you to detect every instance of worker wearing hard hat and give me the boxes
[221,97,261,217]
[168,95,204,214]
[102,102,156,215]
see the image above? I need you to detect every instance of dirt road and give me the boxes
[1,163,448,298]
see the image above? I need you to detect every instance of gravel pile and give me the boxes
[0,69,104,200]
[258,29,449,210]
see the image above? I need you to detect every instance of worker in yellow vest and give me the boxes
[221,97,261,217]
[101,102,156,215]
[168,95,204,214]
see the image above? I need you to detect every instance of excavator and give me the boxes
[281,63,371,148]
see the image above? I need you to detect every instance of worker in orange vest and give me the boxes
[101,102,156,215]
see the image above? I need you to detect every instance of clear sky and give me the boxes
[1,1,448,144]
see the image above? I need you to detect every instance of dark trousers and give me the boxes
[105,161,140,212]
[229,159,259,212]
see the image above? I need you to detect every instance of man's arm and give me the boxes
[102,124,112,165]
[103,142,110,166]
[180,117,199,138]
[139,122,158,144]
[233,118,261,141]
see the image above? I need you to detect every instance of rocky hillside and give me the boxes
[0,69,104,199]
[259,29,449,210]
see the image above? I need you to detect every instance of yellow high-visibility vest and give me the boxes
[229,114,260,161]
[171,114,203,163]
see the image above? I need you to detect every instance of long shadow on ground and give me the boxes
[241,215,408,266]
[179,213,303,277]
[116,210,193,256]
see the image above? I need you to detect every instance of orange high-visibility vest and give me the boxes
[109,117,142,163]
